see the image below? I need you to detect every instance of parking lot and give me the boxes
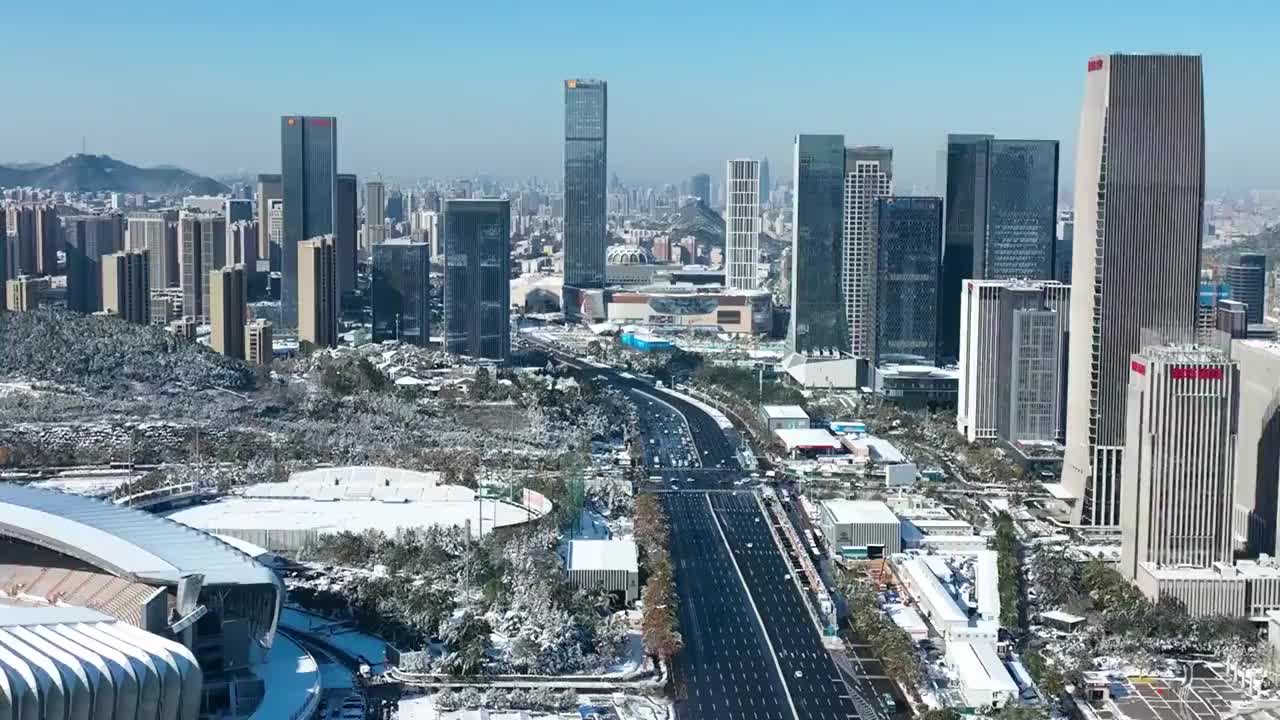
[1094,664,1247,720]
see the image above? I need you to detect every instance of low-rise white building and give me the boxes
[818,500,901,558]
[566,539,640,604]
[946,640,1018,709]
[760,404,810,432]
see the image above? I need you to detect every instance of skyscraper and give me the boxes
[5,275,45,312]
[1226,254,1267,325]
[210,265,247,359]
[366,180,386,226]
[759,157,771,208]
[874,196,942,365]
[336,173,358,305]
[281,115,337,329]
[842,146,893,358]
[372,237,430,345]
[256,173,282,261]
[563,79,607,318]
[1063,54,1205,527]
[444,199,511,360]
[298,235,338,348]
[179,212,226,323]
[725,159,761,291]
[957,280,1071,444]
[1119,346,1236,580]
[690,173,711,207]
[5,204,37,276]
[245,319,273,365]
[128,212,178,290]
[789,134,848,356]
[101,249,150,325]
[63,214,124,314]
[940,134,993,363]
[225,198,252,225]
[985,140,1059,279]
[1233,341,1280,556]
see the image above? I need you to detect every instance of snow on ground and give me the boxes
[166,496,535,538]
[282,607,389,670]
[249,633,320,720]
[601,631,645,676]
[32,473,140,497]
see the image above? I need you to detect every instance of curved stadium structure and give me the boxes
[0,484,284,718]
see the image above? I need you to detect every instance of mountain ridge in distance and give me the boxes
[0,154,229,195]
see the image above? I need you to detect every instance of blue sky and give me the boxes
[2,1,1275,191]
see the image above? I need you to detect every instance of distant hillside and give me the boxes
[0,154,228,195]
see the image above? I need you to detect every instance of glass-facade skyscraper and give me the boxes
[372,237,430,346]
[940,134,993,364]
[690,173,711,207]
[281,115,337,329]
[444,199,510,360]
[563,79,607,318]
[985,140,1060,279]
[874,196,943,365]
[789,134,848,356]
[1226,253,1267,325]
[336,173,358,307]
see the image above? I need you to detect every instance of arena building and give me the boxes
[607,284,772,334]
[0,483,284,718]
[164,466,553,554]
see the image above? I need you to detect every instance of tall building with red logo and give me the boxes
[1062,54,1206,526]
[1119,346,1237,580]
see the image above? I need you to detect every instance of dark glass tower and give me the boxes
[336,173,358,307]
[759,157,771,208]
[690,173,711,207]
[280,115,337,328]
[372,238,430,346]
[63,214,124,313]
[788,134,848,356]
[940,134,993,364]
[444,199,510,360]
[1226,253,1267,325]
[985,140,1059,280]
[874,197,943,365]
[563,79,607,318]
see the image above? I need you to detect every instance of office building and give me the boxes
[563,79,608,317]
[760,157,771,208]
[225,198,252,226]
[5,203,59,275]
[725,159,761,291]
[102,249,151,324]
[151,291,180,326]
[957,280,1071,444]
[1226,254,1267,325]
[444,199,510,360]
[875,196,942,365]
[298,235,338,348]
[6,275,45,312]
[128,211,179,289]
[211,265,247,359]
[63,214,124,313]
[267,198,284,271]
[336,173,357,302]
[179,212,226,322]
[245,319,273,365]
[0,226,8,284]
[690,173,711,207]
[1063,54,1205,527]
[372,237,430,345]
[1233,340,1280,556]
[256,173,282,260]
[281,115,337,329]
[843,146,893,358]
[1119,346,1236,580]
[1056,210,1074,283]
[229,220,258,267]
[789,134,848,356]
[366,180,386,226]
[940,134,994,363]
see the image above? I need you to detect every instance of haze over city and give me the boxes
[3,0,1279,190]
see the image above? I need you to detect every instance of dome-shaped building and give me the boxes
[606,245,654,266]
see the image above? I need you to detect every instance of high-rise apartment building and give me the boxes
[298,235,338,348]
[372,237,430,345]
[874,197,942,365]
[842,147,893,358]
[690,173,711,207]
[563,79,607,317]
[725,159,761,291]
[789,134,848,356]
[5,203,59,276]
[179,212,226,323]
[281,115,337,329]
[336,173,358,304]
[229,220,260,299]
[128,211,178,289]
[256,173,282,260]
[101,249,150,324]
[210,265,247,359]
[245,319,273,365]
[1226,254,1267,325]
[444,199,510,360]
[63,214,124,314]
[957,280,1071,444]
[1063,54,1205,527]
[1119,346,1237,580]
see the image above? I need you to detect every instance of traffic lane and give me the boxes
[664,492,790,720]
[712,493,861,720]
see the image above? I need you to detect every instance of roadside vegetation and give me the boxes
[633,495,683,661]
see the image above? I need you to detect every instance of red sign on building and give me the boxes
[1087,58,1104,72]
[1170,366,1224,381]
[1131,360,1146,375]
[309,118,332,127]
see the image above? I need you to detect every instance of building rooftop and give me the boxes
[975,550,1001,622]
[821,499,899,526]
[775,428,844,452]
[761,404,810,420]
[566,539,639,574]
[900,557,969,626]
[1040,609,1086,625]
[851,436,907,464]
[0,484,278,588]
[950,640,1018,694]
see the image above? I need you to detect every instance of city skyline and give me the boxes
[1,3,1277,191]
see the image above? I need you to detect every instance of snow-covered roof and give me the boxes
[761,404,809,420]
[566,539,638,574]
[821,499,899,526]
[775,428,843,451]
[1040,610,1086,625]
[975,551,1001,623]
[852,436,907,464]
[900,557,968,626]
[886,603,928,637]
[949,640,1018,695]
